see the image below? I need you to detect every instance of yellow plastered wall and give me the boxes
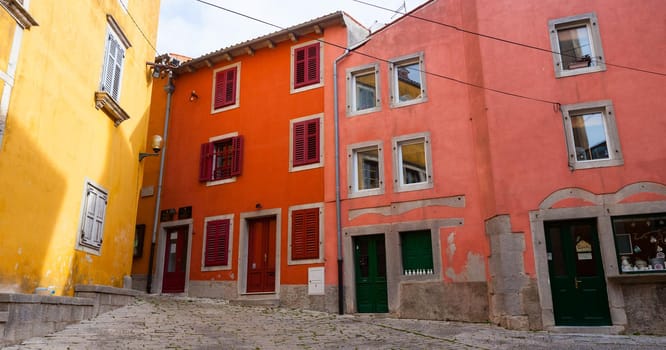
[0,1,161,295]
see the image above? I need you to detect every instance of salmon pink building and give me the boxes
[331,0,666,335]
[133,13,367,310]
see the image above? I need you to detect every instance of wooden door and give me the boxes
[246,217,276,293]
[545,219,611,326]
[354,234,388,313]
[162,226,188,293]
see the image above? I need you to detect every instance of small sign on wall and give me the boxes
[308,267,325,295]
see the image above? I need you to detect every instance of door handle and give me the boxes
[574,277,581,289]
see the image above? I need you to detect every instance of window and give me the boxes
[288,204,324,264]
[212,63,240,113]
[401,230,434,275]
[346,64,380,115]
[77,180,108,253]
[561,100,623,170]
[100,19,130,101]
[290,114,323,171]
[612,213,666,274]
[202,215,233,270]
[393,133,433,192]
[199,134,243,183]
[348,142,384,198]
[389,52,426,107]
[548,13,606,78]
[291,41,322,92]
[133,224,145,258]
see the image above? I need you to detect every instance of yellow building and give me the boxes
[0,0,161,296]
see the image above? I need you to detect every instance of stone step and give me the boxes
[229,298,280,307]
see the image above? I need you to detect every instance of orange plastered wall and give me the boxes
[159,27,348,285]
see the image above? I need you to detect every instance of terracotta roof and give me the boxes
[175,11,349,74]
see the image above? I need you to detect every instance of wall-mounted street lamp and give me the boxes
[138,134,163,161]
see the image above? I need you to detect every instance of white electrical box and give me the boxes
[308,267,325,295]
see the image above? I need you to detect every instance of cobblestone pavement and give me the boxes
[4,295,666,349]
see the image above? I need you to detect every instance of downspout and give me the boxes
[146,71,175,293]
[333,49,350,314]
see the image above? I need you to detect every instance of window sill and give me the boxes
[555,65,606,78]
[1,0,39,29]
[570,158,623,171]
[205,177,237,187]
[607,272,666,284]
[95,91,130,127]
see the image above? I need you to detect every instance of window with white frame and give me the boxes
[548,13,606,78]
[393,133,433,192]
[202,214,234,271]
[290,41,323,93]
[348,142,384,197]
[561,100,623,170]
[100,16,130,101]
[77,180,108,253]
[199,133,243,185]
[289,114,323,172]
[288,203,324,265]
[389,52,426,107]
[346,64,380,115]
[211,63,240,113]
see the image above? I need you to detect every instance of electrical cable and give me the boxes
[119,1,160,55]
[354,0,666,77]
[193,0,560,107]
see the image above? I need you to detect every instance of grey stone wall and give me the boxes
[486,215,542,330]
[622,283,666,335]
[0,293,94,346]
[398,281,488,322]
[0,285,141,346]
[280,285,338,313]
[188,280,238,299]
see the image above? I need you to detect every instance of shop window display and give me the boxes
[612,213,666,273]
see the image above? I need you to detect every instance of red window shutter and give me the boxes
[199,142,214,182]
[214,67,237,109]
[293,119,319,167]
[291,208,319,260]
[205,219,230,266]
[230,135,243,176]
[293,43,319,88]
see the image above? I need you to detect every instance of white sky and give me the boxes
[156,0,429,58]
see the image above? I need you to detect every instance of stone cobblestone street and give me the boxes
[3,296,666,350]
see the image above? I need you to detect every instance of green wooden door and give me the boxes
[545,219,611,326]
[354,234,388,313]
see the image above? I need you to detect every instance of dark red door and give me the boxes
[246,217,276,293]
[162,226,188,293]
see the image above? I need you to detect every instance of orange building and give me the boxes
[133,13,367,309]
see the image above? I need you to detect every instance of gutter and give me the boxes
[333,48,350,314]
[146,71,175,293]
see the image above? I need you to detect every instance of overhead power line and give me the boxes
[119,1,160,55]
[354,0,666,77]
[194,0,561,108]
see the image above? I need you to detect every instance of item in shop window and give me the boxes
[633,245,642,253]
[650,236,657,243]
[621,256,633,272]
[635,259,648,270]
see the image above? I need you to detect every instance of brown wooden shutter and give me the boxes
[205,219,230,266]
[293,119,319,167]
[230,136,243,176]
[291,208,319,260]
[293,43,319,88]
[214,67,237,109]
[199,142,214,182]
